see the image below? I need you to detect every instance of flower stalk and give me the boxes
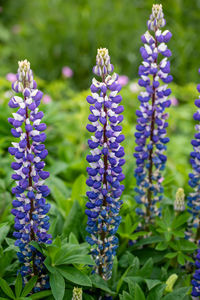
[8,60,51,291]
[85,48,125,280]
[134,4,172,224]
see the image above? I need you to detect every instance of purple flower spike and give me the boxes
[134,4,172,224]
[86,48,125,280]
[8,60,51,291]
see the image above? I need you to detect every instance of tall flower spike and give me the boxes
[85,48,125,280]
[8,60,51,291]
[188,72,200,240]
[134,4,172,224]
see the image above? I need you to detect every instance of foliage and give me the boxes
[0,75,198,299]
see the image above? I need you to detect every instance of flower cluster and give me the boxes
[85,48,125,280]
[191,243,200,297]
[188,78,200,232]
[8,60,51,290]
[134,4,172,223]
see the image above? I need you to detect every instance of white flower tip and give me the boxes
[18,59,30,72]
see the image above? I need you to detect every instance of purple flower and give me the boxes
[8,60,51,291]
[86,48,125,280]
[6,73,17,83]
[118,75,129,86]
[62,66,73,78]
[134,4,172,223]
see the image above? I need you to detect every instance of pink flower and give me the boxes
[171,97,179,106]
[62,66,73,78]
[118,75,129,86]
[158,177,164,183]
[129,82,140,93]
[43,95,52,104]
[6,73,17,83]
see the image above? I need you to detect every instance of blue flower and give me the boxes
[134,4,172,223]
[8,60,51,290]
[86,48,125,280]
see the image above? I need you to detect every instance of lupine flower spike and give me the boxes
[8,60,51,291]
[188,73,200,242]
[134,4,172,224]
[85,48,125,280]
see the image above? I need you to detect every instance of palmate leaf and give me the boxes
[53,243,90,266]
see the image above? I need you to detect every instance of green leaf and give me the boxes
[177,252,185,265]
[145,279,161,290]
[155,242,168,251]
[21,276,38,297]
[131,236,164,249]
[172,212,189,229]
[50,271,65,300]
[138,258,153,278]
[56,254,94,266]
[134,283,145,300]
[179,240,197,252]
[69,232,79,244]
[15,273,23,298]
[63,201,83,237]
[30,290,52,299]
[58,266,92,287]
[71,174,87,204]
[120,291,133,300]
[116,257,140,293]
[0,224,10,245]
[163,287,190,300]
[165,252,177,259]
[147,284,166,300]
[0,278,15,299]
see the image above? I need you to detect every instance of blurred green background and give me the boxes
[0,0,200,88]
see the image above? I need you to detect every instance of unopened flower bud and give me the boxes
[174,188,185,212]
[72,287,82,300]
